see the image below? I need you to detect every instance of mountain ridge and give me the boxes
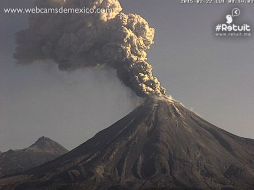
[0,137,68,179]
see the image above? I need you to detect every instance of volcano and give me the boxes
[0,96,254,190]
[0,137,68,178]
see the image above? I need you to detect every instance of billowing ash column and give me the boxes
[15,0,166,97]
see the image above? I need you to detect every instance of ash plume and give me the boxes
[14,0,166,97]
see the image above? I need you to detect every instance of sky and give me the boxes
[0,0,253,151]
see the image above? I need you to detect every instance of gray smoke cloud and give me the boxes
[14,0,166,97]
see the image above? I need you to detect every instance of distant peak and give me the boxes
[36,136,51,143]
[32,136,54,146]
[27,137,68,154]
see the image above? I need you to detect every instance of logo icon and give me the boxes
[225,8,240,24]
[232,8,240,17]
[226,15,233,24]
[215,8,251,38]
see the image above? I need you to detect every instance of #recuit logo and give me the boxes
[215,8,252,37]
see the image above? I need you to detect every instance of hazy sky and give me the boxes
[0,0,253,151]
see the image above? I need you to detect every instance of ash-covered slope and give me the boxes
[1,97,254,190]
[0,137,68,178]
